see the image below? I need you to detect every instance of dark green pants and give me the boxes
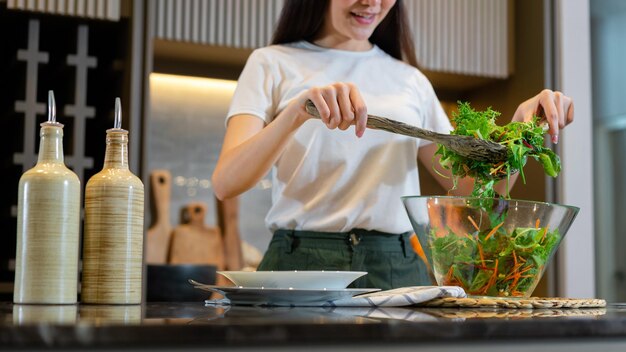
[257,229,432,290]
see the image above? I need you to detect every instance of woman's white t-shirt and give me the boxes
[227,41,452,234]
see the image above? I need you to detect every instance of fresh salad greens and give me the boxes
[431,222,561,297]
[428,102,563,297]
[435,102,561,198]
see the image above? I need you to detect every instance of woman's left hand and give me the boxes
[511,89,574,144]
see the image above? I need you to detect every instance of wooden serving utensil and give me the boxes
[304,99,508,163]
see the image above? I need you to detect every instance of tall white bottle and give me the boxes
[82,98,144,304]
[14,91,81,304]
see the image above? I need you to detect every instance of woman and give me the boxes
[212,0,574,289]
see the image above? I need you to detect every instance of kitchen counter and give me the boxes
[2,301,626,351]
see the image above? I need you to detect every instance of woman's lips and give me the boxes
[351,12,376,25]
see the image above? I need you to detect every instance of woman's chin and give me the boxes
[348,29,375,42]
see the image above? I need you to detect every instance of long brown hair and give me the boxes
[271,0,418,67]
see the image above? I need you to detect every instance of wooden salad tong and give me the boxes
[304,99,508,163]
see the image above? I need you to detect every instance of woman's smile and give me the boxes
[350,11,377,25]
[314,0,396,50]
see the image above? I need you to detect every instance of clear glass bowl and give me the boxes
[402,196,579,298]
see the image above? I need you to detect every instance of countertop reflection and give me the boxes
[2,302,626,350]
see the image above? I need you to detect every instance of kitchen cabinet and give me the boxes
[152,0,513,81]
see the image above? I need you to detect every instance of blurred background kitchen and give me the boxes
[0,0,621,301]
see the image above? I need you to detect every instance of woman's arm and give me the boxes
[211,112,303,200]
[212,83,368,200]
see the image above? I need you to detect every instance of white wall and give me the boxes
[590,1,626,302]
[554,0,595,298]
[148,74,273,252]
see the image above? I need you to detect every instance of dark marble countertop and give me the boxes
[2,301,626,350]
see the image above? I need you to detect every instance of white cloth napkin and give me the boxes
[324,286,466,307]
[328,307,465,322]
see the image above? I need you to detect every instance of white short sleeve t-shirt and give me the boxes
[227,41,452,234]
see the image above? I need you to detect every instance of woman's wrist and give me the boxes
[275,100,310,130]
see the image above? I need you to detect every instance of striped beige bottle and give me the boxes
[14,122,81,304]
[82,124,144,304]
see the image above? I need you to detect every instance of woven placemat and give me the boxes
[419,307,607,319]
[419,296,606,309]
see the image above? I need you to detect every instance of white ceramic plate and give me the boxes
[196,285,380,306]
[216,270,367,290]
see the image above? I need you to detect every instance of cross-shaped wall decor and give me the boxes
[64,24,96,182]
[13,19,49,175]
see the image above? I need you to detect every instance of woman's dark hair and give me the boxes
[271,0,418,67]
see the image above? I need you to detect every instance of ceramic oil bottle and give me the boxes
[14,91,81,304]
[82,98,144,304]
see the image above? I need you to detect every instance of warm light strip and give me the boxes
[150,73,237,92]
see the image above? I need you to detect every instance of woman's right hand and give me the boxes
[295,82,368,138]
[212,83,367,199]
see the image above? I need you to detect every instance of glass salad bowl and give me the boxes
[402,196,579,298]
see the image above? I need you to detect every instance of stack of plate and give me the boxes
[191,271,379,306]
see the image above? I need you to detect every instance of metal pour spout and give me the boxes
[48,90,56,123]
[114,97,122,129]
[41,90,63,127]
[107,97,127,133]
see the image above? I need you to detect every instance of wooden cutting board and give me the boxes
[169,202,225,269]
[216,196,244,271]
[145,170,173,264]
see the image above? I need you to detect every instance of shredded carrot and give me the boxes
[511,275,521,290]
[489,162,505,175]
[484,222,504,241]
[504,260,524,281]
[468,216,479,231]
[508,262,529,291]
[480,259,500,295]
[502,251,526,285]
[519,264,535,275]
[511,275,534,292]
[444,266,455,284]
[504,264,524,281]
[535,218,540,229]
[409,233,432,273]
[477,243,485,266]
[447,266,455,277]
[504,272,518,281]
[511,274,519,287]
